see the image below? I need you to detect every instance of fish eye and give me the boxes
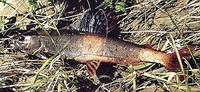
[18,36,25,41]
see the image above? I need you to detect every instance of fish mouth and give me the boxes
[3,35,33,52]
[17,36,33,51]
[2,34,42,54]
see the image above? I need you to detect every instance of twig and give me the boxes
[0,84,31,88]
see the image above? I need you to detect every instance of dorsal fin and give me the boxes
[70,8,120,37]
[17,8,120,38]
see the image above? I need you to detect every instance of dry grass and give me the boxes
[0,0,200,92]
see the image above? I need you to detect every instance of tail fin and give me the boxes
[167,45,197,59]
[165,45,197,71]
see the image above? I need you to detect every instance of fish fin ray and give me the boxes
[86,60,101,76]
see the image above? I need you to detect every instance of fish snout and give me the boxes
[0,35,25,51]
[9,35,39,52]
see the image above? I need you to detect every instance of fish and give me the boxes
[10,30,197,76]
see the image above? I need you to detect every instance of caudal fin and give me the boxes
[165,45,197,71]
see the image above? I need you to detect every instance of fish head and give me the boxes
[10,35,41,53]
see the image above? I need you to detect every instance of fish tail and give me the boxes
[164,45,197,71]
